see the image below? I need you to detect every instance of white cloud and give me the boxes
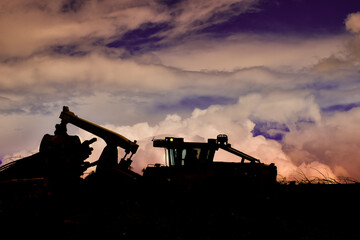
[162,0,256,38]
[345,12,360,34]
[0,0,168,58]
[0,54,181,96]
[0,0,258,59]
[1,46,359,181]
[1,1,360,183]
[0,113,58,159]
[312,12,360,72]
[6,90,358,181]
[154,34,346,71]
[284,108,360,178]
[76,92,345,180]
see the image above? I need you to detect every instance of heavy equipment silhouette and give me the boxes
[144,135,277,190]
[0,106,140,192]
[0,106,276,191]
[2,107,360,240]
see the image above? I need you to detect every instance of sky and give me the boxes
[1,0,360,180]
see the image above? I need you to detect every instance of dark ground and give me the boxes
[1,179,359,240]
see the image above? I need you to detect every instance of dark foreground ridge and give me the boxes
[1,106,359,239]
[1,180,359,240]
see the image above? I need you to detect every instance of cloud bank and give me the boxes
[0,0,257,59]
[94,91,359,180]
[1,0,360,180]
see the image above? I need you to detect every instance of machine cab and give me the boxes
[148,135,277,186]
[153,137,217,167]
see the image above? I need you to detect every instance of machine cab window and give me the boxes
[168,148,201,167]
[153,137,217,167]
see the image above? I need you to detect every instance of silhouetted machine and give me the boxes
[143,135,277,188]
[0,106,139,186]
[0,106,276,193]
[58,106,139,175]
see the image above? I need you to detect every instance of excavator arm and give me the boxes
[216,134,260,163]
[217,145,260,163]
[60,106,139,157]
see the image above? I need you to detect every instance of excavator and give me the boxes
[0,106,140,191]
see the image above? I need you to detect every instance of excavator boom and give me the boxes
[217,145,260,163]
[60,106,139,155]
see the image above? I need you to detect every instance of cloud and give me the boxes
[0,0,258,59]
[5,88,358,180]
[79,92,347,180]
[0,51,337,127]
[1,44,359,180]
[1,1,360,182]
[284,108,360,177]
[0,0,168,58]
[159,0,257,38]
[0,113,58,160]
[96,92,360,180]
[312,11,360,72]
[345,12,360,33]
[0,53,180,96]
[153,34,346,71]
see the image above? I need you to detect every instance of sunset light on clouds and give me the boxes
[1,0,360,180]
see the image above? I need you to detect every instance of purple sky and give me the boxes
[1,0,360,179]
